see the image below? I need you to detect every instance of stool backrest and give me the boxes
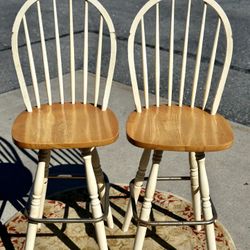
[128,0,233,114]
[12,0,117,112]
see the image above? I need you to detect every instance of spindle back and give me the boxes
[12,0,117,112]
[128,0,233,114]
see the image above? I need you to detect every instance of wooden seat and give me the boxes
[11,0,117,249]
[122,0,234,249]
[12,103,118,150]
[127,105,233,152]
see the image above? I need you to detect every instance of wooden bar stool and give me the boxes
[11,0,118,249]
[122,0,233,249]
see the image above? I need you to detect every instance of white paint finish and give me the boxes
[122,149,151,232]
[37,177,48,230]
[207,0,233,115]
[141,17,149,109]
[134,150,163,250]
[81,149,108,250]
[168,0,175,106]
[196,153,216,250]
[101,31,117,111]
[92,147,114,229]
[53,0,64,104]
[37,1,52,105]
[23,15,40,108]
[83,1,88,104]
[128,32,142,112]
[69,0,75,104]
[191,3,207,108]
[128,0,160,112]
[189,152,201,231]
[94,16,103,107]
[203,18,221,110]
[24,150,50,250]
[179,0,191,107]
[155,3,160,107]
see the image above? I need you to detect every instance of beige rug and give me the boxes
[0,184,235,249]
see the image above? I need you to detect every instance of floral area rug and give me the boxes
[0,184,235,249]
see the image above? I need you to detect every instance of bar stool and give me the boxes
[11,0,118,249]
[122,0,234,249]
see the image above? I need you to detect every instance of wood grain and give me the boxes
[126,105,233,152]
[12,103,119,149]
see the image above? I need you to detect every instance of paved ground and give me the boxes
[0,0,249,125]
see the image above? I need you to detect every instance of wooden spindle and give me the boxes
[69,0,75,104]
[94,15,103,107]
[191,3,207,108]
[179,0,191,107]
[210,0,233,115]
[100,3,117,111]
[12,22,32,111]
[141,17,149,108]
[83,0,88,104]
[37,1,52,105]
[155,3,160,107]
[202,18,221,110]
[102,31,116,111]
[168,0,175,106]
[53,0,64,104]
[23,15,40,108]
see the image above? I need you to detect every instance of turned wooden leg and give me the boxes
[37,150,50,230]
[25,150,49,250]
[134,150,163,250]
[196,152,216,250]
[81,149,108,250]
[189,152,201,231]
[122,149,151,232]
[92,147,114,229]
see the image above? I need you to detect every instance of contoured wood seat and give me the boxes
[122,0,234,249]
[12,103,118,149]
[127,104,233,152]
[11,0,117,249]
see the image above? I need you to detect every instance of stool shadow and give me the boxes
[0,137,33,249]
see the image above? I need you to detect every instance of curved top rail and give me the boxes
[12,0,117,112]
[128,0,233,114]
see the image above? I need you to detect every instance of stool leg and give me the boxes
[189,152,201,231]
[134,150,163,250]
[122,149,151,232]
[25,150,49,250]
[92,147,114,229]
[37,150,50,230]
[82,149,108,250]
[196,153,216,250]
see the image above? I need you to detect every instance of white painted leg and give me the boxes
[196,153,216,250]
[92,147,114,229]
[122,149,151,232]
[81,149,108,250]
[25,150,47,250]
[134,150,163,250]
[189,152,201,231]
[37,150,50,230]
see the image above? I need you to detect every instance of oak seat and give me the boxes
[12,103,119,150]
[127,105,233,152]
